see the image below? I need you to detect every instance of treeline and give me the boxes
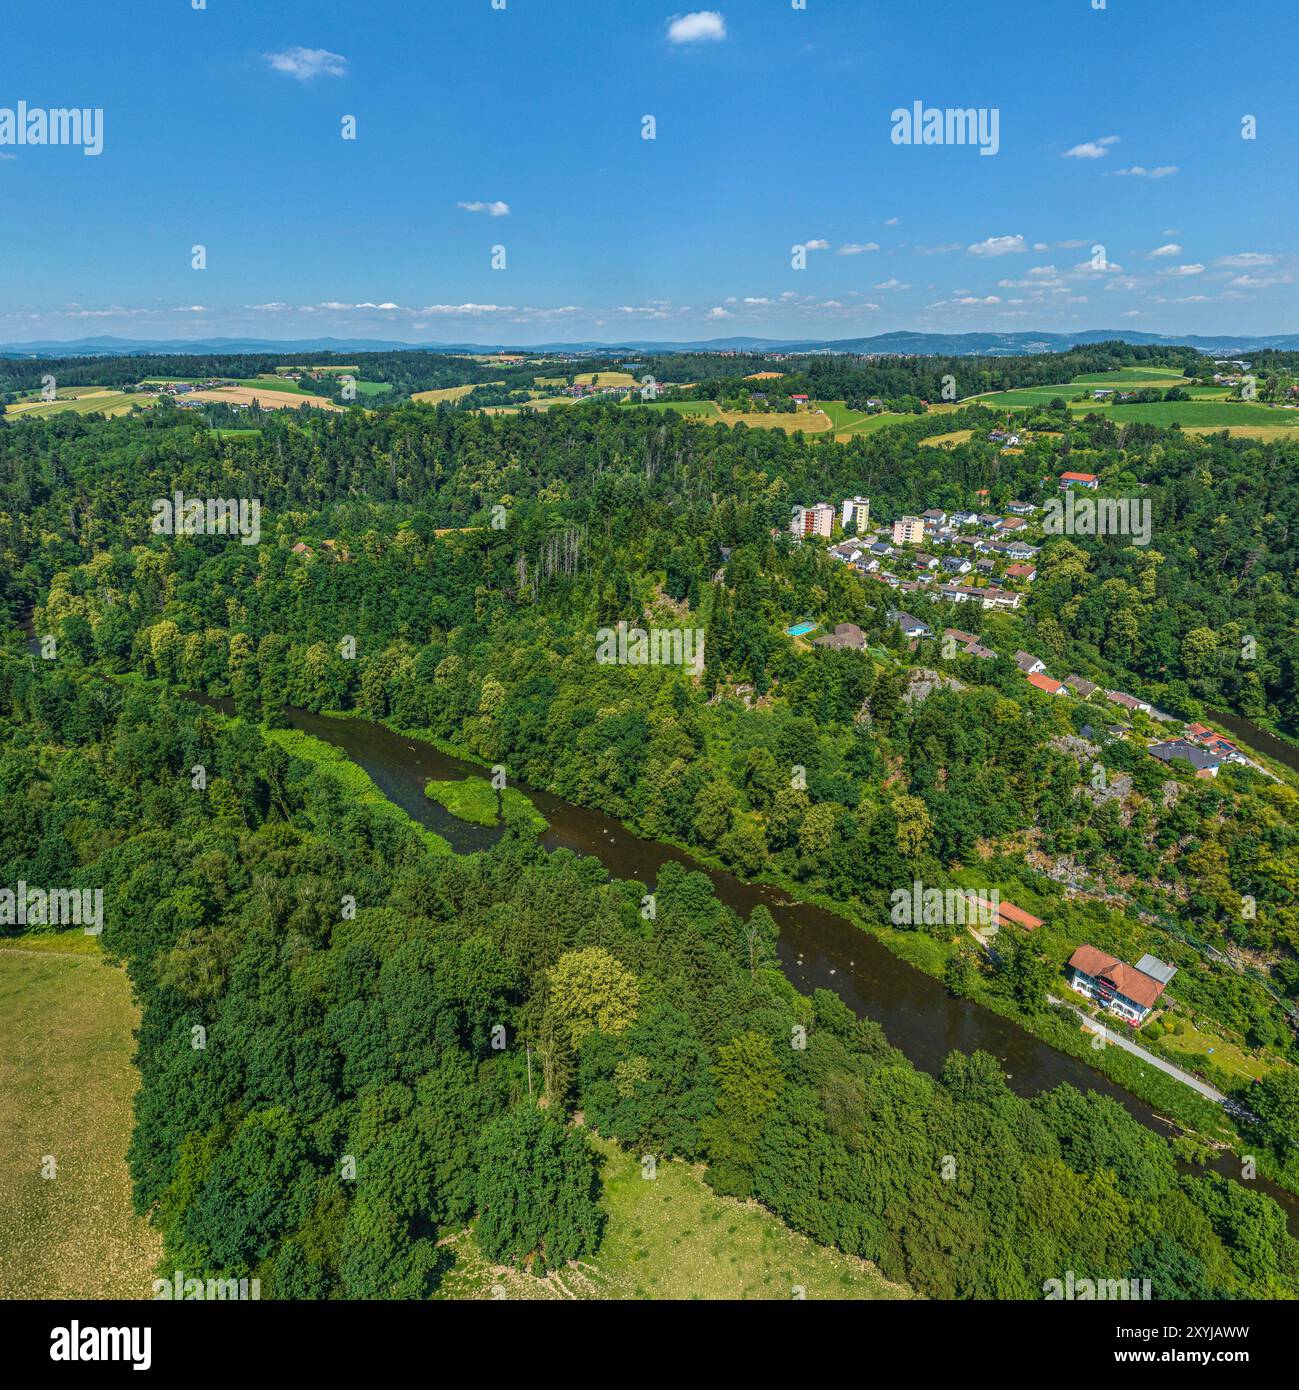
[667,342,1207,409]
[3,658,1297,1299]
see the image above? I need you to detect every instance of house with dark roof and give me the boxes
[1108,690,1153,715]
[1015,651,1047,675]
[1148,739,1224,778]
[1064,674,1099,699]
[1067,945,1173,1025]
[813,622,867,651]
[888,609,931,638]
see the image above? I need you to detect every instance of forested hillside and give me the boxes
[4,380,1299,1296]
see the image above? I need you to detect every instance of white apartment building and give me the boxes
[841,495,871,532]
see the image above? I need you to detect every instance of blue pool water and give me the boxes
[786,622,817,636]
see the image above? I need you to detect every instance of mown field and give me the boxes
[0,933,160,1298]
[5,389,151,420]
[412,382,502,405]
[437,1136,914,1301]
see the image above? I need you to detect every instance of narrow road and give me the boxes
[1049,995,1227,1103]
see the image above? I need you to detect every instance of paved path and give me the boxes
[1049,995,1227,1103]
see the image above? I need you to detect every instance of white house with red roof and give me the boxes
[1067,945,1175,1025]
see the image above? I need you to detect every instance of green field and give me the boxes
[1100,400,1299,429]
[231,376,317,395]
[970,369,1299,432]
[437,1136,913,1301]
[0,935,161,1298]
[1069,368,1195,386]
[5,390,149,420]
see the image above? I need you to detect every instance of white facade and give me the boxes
[841,495,871,532]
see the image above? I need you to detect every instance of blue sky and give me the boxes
[2,0,1296,345]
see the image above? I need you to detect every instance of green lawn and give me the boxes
[437,1135,913,1301]
[0,937,161,1298]
[1155,1020,1280,1083]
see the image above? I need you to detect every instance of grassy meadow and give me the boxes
[437,1136,913,1301]
[0,933,160,1298]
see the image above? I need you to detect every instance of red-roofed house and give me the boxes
[1060,472,1099,490]
[1027,672,1065,695]
[973,898,1044,932]
[1066,945,1172,1025]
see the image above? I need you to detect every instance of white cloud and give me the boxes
[706,306,732,319]
[1148,243,1182,257]
[264,48,348,81]
[457,200,510,217]
[802,238,830,251]
[884,217,900,226]
[1063,136,1120,159]
[1113,165,1178,179]
[914,243,963,255]
[1229,272,1293,289]
[1159,263,1204,276]
[1215,252,1278,268]
[967,235,1026,257]
[874,277,910,291]
[837,242,879,255]
[667,11,726,43]
[953,295,1001,305]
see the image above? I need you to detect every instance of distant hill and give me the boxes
[2,330,1297,359]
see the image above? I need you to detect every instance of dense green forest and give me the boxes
[2,663,1297,1298]
[4,363,1299,1296]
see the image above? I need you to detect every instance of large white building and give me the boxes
[791,502,835,539]
[841,495,871,532]
[891,515,925,546]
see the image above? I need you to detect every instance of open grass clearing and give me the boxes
[437,1135,913,1301]
[0,936,160,1298]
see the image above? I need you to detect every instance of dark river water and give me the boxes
[1207,710,1299,775]
[200,699,1295,1233]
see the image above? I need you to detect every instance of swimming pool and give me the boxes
[786,622,817,636]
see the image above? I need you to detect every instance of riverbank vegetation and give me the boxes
[2,668,1296,1298]
[424,776,548,834]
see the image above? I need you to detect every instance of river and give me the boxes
[212,700,1296,1234]
[1207,709,1299,776]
